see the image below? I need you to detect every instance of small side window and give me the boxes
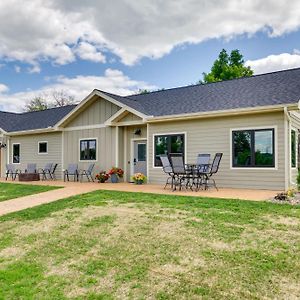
[38,142,48,154]
[12,144,20,163]
[291,130,296,168]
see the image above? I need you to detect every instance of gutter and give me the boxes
[146,103,299,123]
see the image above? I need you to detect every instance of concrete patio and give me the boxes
[0,178,280,216]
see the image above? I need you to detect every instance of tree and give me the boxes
[52,89,75,107]
[24,89,76,112]
[25,96,48,112]
[201,49,253,83]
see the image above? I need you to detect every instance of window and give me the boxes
[12,144,20,164]
[154,134,185,166]
[291,129,296,168]
[232,128,275,168]
[38,142,48,154]
[137,143,146,161]
[80,139,97,161]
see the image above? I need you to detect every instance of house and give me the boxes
[1,67,300,190]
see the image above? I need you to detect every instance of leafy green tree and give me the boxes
[201,49,253,83]
[25,96,48,112]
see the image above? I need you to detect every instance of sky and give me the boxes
[1,0,300,112]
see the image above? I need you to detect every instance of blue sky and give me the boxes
[1,1,300,111]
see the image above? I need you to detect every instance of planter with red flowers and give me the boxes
[108,167,124,183]
[95,171,109,183]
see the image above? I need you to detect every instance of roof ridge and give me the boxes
[127,66,300,98]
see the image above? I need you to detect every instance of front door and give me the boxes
[133,140,147,175]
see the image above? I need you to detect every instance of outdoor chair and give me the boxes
[50,163,58,180]
[38,163,53,180]
[160,155,174,189]
[79,163,95,182]
[199,153,223,190]
[196,154,211,172]
[194,153,211,190]
[25,163,37,173]
[64,164,79,182]
[169,153,192,191]
[5,164,21,181]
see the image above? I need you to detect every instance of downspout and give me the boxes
[284,107,291,190]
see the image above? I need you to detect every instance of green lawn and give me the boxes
[0,182,59,202]
[0,190,299,299]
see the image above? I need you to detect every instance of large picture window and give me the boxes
[232,128,275,168]
[291,129,296,168]
[80,139,97,161]
[154,134,185,166]
[12,144,20,164]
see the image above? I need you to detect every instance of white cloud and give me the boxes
[0,83,9,93]
[0,68,157,112]
[1,1,300,67]
[246,51,300,74]
[75,42,106,63]
[14,65,21,73]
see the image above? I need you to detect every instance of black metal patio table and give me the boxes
[185,163,211,191]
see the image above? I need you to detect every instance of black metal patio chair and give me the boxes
[169,153,192,191]
[5,164,21,181]
[194,153,211,190]
[50,163,58,180]
[38,163,53,180]
[199,153,223,190]
[160,155,174,189]
[64,164,79,182]
[79,163,95,182]
[25,163,37,173]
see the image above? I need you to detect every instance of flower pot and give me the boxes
[110,174,119,183]
[98,179,106,183]
[136,180,143,185]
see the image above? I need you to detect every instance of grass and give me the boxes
[0,190,299,299]
[0,182,59,202]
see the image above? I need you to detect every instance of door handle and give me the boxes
[133,158,137,165]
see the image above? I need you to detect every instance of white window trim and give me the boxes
[12,143,21,164]
[152,132,187,169]
[229,125,278,170]
[38,141,48,155]
[291,127,297,169]
[79,138,98,162]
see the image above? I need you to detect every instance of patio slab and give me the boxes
[0,178,280,216]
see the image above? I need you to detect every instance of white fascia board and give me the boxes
[146,103,299,123]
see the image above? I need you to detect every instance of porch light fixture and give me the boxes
[134,128,141,135]
[0,142,7,149]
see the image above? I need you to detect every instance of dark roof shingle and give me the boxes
[0,105,76,132]
[125,68,300,116]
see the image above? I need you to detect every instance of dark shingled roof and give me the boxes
[124,68,300,116]
[1,68,300,133]
[0,105,76,132]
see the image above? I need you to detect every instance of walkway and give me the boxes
[0,179,279,217]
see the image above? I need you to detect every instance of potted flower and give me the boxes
[95,171,109,183]
[108,167,124,183]
[131,173,147,185]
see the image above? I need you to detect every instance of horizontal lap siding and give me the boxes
[9,132,62,178]
[63,127,116,176]
[148,112,285,190]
